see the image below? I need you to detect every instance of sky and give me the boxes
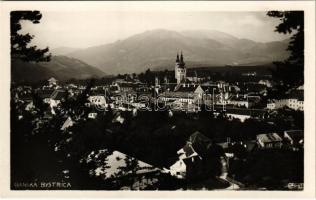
[19,11,289,49]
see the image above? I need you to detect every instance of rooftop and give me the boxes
[36,89,54,99]
[94,150,159,179]
[48,77,57,82]
[50,90,67,100]
[257,133,283,143]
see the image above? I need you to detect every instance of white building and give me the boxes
[88,96,107,108]
[88,112,98,119]
[287,98,304,111]
[267,87,304,111]
[266,98,303,111]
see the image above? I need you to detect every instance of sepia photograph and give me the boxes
[0,1,315,197]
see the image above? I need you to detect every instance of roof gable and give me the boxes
[257,133,282,143]
[50,90,67,100]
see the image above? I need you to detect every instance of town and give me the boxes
[11,52,304,190]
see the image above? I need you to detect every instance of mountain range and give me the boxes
[12,29,290,82]
[11,56,105,83]
[50,47,82,56]
[63,29,290,74]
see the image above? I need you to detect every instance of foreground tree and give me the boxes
[11,11,51,62]
[267,11,304,89]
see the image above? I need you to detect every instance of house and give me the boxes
[287,90,304,111]
[227,113,251,122]
[258,79,273,88]
[266,98,303,111]
[283,130,303,149]
[159,91,195,105]
[88,95,107,108]
[88,89,108,108]
[159,83,205,106]
[266,99,288,110]
[25,101,35,111]
[193,85,205,99]
[61,117,74,131]
[112,112,125,124]
[266,88,304,111]
[227,95,249,108]
[109,83,121,95]
[119,82,136,92]
[257,133,283,149]
[66,83,77,89]
[287,98,304,111]
[88,112,98,119]
[37,89,54,104]
[49,90,67,107]
[214,107,253,122]
[169,143,202,179]
[48,77,58,87]
[169,131,216,180]
[296,85,304,90]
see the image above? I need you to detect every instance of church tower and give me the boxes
[175,52,186,84]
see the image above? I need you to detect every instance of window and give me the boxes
[266,143,273,148]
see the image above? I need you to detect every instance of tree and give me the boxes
[11,11,51,62]
[267,11,304,88]
[117,155,142,189]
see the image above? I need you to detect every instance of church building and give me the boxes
[175,52,187,84]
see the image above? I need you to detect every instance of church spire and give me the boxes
[180,51,184,63]
[176,53,179,62]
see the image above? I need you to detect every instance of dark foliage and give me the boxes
[233,149,303,190]
[267,11,304,88]
[11,11,51,62]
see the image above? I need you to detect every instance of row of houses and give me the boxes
[256,130,303,150]
[37,76,273,112]
[267,87,304,111]
[168,129,303,181]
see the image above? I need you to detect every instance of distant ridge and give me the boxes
[11,56,106,83]
[50,47,81,56]
[59,29,289,75]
